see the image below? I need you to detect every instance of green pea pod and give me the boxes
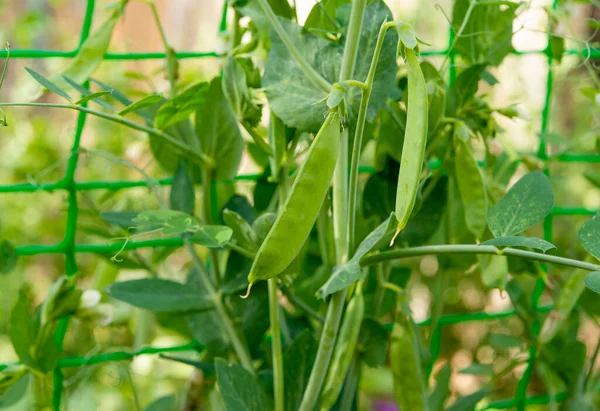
[393,48,428,241]
[247,112,341,284]
[390,296,428,411]
[320,291,364,410]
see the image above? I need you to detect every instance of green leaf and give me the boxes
[25,67,72,102]
[584,272,600,294]
[222,57,262,127]
[584,171,600,189]
[170,160,195,215]
[478,254,508,290]
[480,236,556,253]
[459,364,493,376]
[91,78,134,106]
[428,363,451,411]
[104,278,213,313]
[0,370,29,407]
[487,171,554,237]
[446,64,486,115]
[158,354,215,375]
[195,77,244,180]
[358,318,388,367]
[283,330,317,411]
[304,0,348,36]
[145,394,177,411]
[0,240,17,275]
[100,211,138,231]
[75,90,112,106]
[215,358,269,411]
[62,77,116,111]
[53,2,126,86]
[223,209,258,252]
[445,388,492,411]
[318,213,396,298]
[578,216,600,260]
[488,333,522,350]
[550,35,565,64]
[451,0,519,66]
[8,291,36,368]
[263,0,398,131]
[133,210,199,235]
[235,0,294,36]
[186,270,228,347]
[118,94,163,116]
[191,226,233,248]
[40,275,81,324]
[155,82,209,130]
[454,136,487,238]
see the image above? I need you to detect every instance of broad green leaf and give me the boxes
[54,1,126,86]
[100,211,138,231]
[374,103,406,167]
[155,82,209,130]
[358,318,388,367]
[488,333,522,350]
[480,236,556,253]
[547,340,587,390]
[454,136,487,238]
[478,254,508,290]
[584,271,600,294]
[451,0,519,66]
[0,241,17,275]
[25,67,72,101]
[150,119,202,182]
[133,210,199,235]
[541,269,588,343]
[223,209,258,252]
[215,358,269,411]
[318,213,396,298]
[222,57,262,127]
[487,171,554,237]
[145,394,177,411]
[578,217,600,260]
[104,278,213,313]
[8,291,36,368]
[235,0,294,36]
[118,94,163,116]
[459,364,493,376]
[428,363,451,411]
[170,161,195,215]
[0,370,29,407]
[283,330,317,411]
[191,226,233,248]
[445,388,492,411]
[263,0,398,131]
[446,64,486,115]
[304,0,349,36]
[194,78,244,180]
[75,90,112,106]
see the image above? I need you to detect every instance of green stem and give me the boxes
[268,279,284,411]
[184,239,254,373]
[32,372,52,411]
[298,2,367,410]
[242,121,273,155]
[0,102,213,168]
[280,287,325,323]
[360,245,600,272]
[202,168,221,288]
[255,0,331,93]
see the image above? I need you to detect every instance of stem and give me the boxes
[299,1,367,409]
[32,372,52,411]
[0,102,213,168]
[242,121,273,156]
[280,287,325,323]
[360,245,600,272]
[184,239,254,373]
[255,0,331,93]
[144,0,177,95]
[202,168,221,288]
[269,119,288,411]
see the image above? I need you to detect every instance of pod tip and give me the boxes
[389,225,402,247]
[240,283,253,299]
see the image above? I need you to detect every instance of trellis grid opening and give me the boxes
[0,0,598,410]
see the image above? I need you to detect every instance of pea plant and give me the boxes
[1,0,600,410]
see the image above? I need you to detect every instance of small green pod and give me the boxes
[248,112,341,284]
[390,297,428,411]
[394,48,428,238]
[320,291,365,410]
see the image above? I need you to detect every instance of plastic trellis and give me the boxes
[0,0,598,409]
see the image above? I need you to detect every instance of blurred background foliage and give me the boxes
[0,0,598,410]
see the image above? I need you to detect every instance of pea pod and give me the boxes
[320,291,365,410]
[390,296,428,411]
[247,112,341,284]
[393,48,428,241]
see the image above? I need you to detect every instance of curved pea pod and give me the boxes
[390,297,428,411]
[393,48,428,241]
[320,291,364,410]
[247,112,341,284]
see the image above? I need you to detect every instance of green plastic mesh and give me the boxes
[0,0,598,409]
